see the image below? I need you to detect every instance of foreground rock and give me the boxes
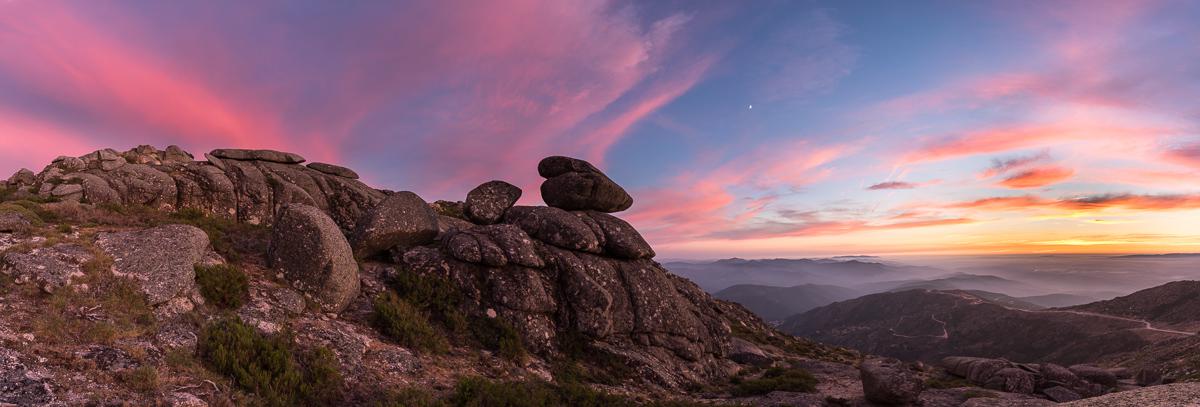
[351,191,439,258]
[0,348,53,406]
[1060,383,1200,406]
[860,357,924,404]
[2,243,93,293]
[96,224,214,305]
[269,204,360,312]
[538,156,632,212]
[462,180,521,224]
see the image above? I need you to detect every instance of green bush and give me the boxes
[470,316,527,362]
[372,292,449,353]
[195,264,249,309]
[390,271,462,320]
[198,318,343,406]
[730,366,818,396]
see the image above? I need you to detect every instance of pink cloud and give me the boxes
[996,165,1074,189]
[946,193,1200,212]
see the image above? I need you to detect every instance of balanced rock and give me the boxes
[463,180,521,224]
[537,156,632,213]
[269,204,360,312]
[351,192,439,258]
[860,357,925,404]
[96,224,213,305]
[307,162,359,179]
[210,148,305,164]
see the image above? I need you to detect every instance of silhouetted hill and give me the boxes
[713,283,861,322]
[780,289,1179,364]
[1067,281,1200,329]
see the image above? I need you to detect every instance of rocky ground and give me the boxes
[1,145,1197,406]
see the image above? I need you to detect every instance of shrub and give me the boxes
[198,318,343,406]
[470,316,526,362]
[730,366,818,396]
[390,271,462,321]
[195,264,249,309]
[372,292,448,353]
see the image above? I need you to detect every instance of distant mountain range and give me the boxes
[1111,253,1200,259]
[664,257,940,292]
[712,283,861,322]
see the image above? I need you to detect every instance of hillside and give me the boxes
[781,289,1188,364]
[1019,293,1101,308]
[713,284,861,322]
[1067,281,1200,331]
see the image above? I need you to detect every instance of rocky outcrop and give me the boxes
[8,145,384,230]
[268,204,360,313]
[351,191,439,258]
[381,155,734,388]
[96,224,215,305]
[462,180,520,224]
[538,156,632,212]
[860,357,924,404]
[943,357,1121,401]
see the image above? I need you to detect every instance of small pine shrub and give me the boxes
[390,271,462,321]
[730,366,818,396]
[469,316,526,362]
[372,292,448,353]
[195,264,249,309]
[198,318,343,406]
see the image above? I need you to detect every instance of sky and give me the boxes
[1,0,1199,258]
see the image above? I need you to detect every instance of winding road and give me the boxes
[887,291,1196,341]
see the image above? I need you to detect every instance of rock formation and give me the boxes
[5,145,384,230]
